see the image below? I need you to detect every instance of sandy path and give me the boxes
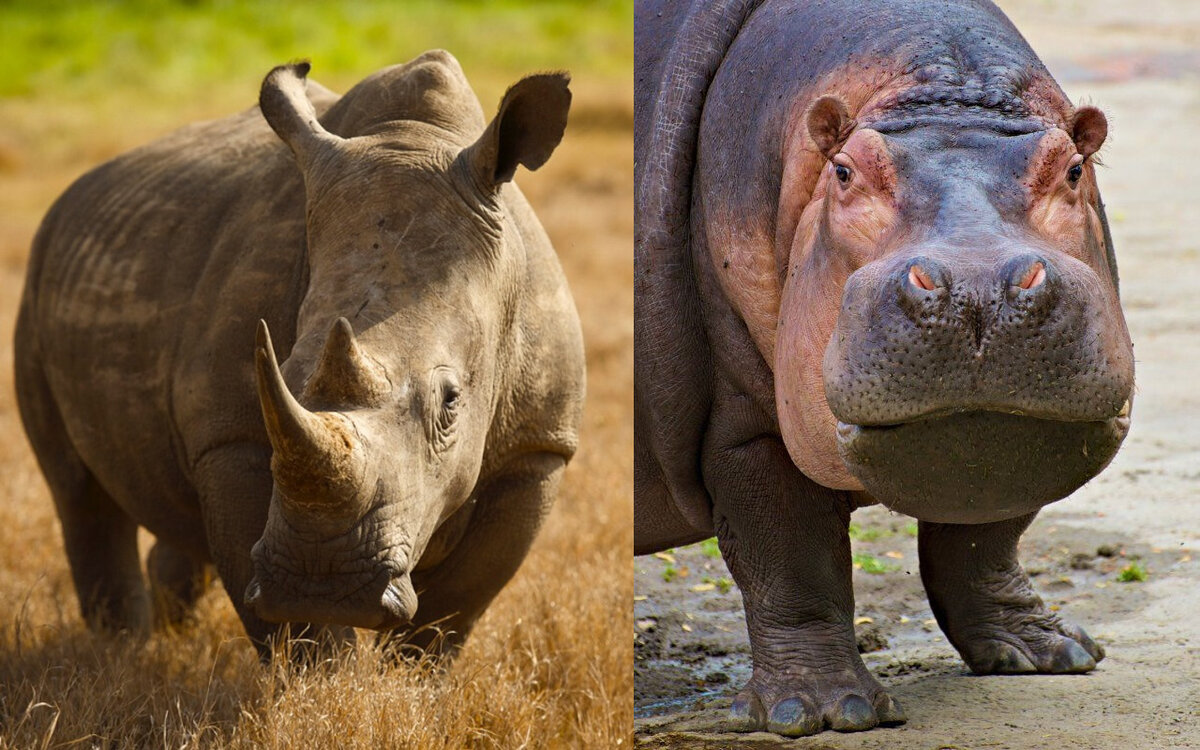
[634,2,1200,747]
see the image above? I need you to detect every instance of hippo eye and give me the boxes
[1067,162,1084,186]
[834,164,853,185]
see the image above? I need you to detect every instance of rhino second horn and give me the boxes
[305,317,390,406]
[254,320,362,510]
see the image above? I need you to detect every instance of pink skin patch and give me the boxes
[1016,261,1046,290]
[908,265,937,291]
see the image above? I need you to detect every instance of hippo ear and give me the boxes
[463,72,571,187]
[1071,106,1107,159]
[260,62,344,168]
[807,95,856,160]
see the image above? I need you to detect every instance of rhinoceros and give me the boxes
[636,0,1133,736]
[15,51,584,656]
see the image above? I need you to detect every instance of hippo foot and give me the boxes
[920,516,1106,676]
[727,669,905,736]
[954,611,1104,675]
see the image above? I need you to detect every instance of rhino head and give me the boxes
[242,55,570,630]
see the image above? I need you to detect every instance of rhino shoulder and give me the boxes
[478,184,584,473]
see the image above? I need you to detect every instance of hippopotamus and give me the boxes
[15,51,584,656]
[635,0,1133,736]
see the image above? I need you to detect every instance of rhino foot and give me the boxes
[148,540,212,628]
[727,669,905,736]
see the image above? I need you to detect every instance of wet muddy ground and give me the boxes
[634,2,1200,748]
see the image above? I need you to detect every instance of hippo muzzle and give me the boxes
[823,243,1134,523]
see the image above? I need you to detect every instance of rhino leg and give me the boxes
[702,395,905,736]
[919,513,1104,674]
[56,475,151,636]
[14,350,151,636]
[147,540,213,628]
[387,452,564,658]
[192,442,287,656]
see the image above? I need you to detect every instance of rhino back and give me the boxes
[21,104,311,544]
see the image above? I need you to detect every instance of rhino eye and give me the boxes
[1067,162,1083,186]
[427,371,460,454]
[834,164,852,185]
[443,384,461,411]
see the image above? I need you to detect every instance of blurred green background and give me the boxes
[0,0,631,99]
[0,0,632,259]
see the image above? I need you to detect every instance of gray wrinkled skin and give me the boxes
[636,0,1129,737]
[15,51,584,657]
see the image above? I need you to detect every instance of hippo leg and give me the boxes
[703,399,905,735]
[147,540,213,627]
[634,436,713,553]
[391,452,564,657]
[919,513,1104,674]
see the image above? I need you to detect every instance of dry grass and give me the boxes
[0,30,632,750]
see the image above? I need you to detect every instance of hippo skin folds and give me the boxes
[16,52,584,658]
[635,0,1132,736]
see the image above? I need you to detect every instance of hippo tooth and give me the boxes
[1118,400,1130,418]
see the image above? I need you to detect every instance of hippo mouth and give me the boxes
[835,405,1131,524]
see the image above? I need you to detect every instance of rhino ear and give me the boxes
[464,72,571,187]
[807,95,856,160]
[260,62,343,167]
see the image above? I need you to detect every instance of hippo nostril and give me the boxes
[908,264,938,291]
[1003,255,1051,295]
[896,258,949,321]
[1016,261,1046,290]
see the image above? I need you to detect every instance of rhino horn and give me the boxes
[254,320,362,512]
[305,317,390,406]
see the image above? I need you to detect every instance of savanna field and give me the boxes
[0,2,633,747]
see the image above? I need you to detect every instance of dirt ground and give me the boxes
[634,2,1200,748]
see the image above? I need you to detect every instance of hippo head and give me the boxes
[776,96,1133,524]
[242,55,569,629]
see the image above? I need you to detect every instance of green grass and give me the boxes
[848,521,919,541]
[853,552,899,574]
[0,0,632,100]
[698,537,721,559]
[848,523,889,542]
[1117,561,1147,583]
[706,576,734,594]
